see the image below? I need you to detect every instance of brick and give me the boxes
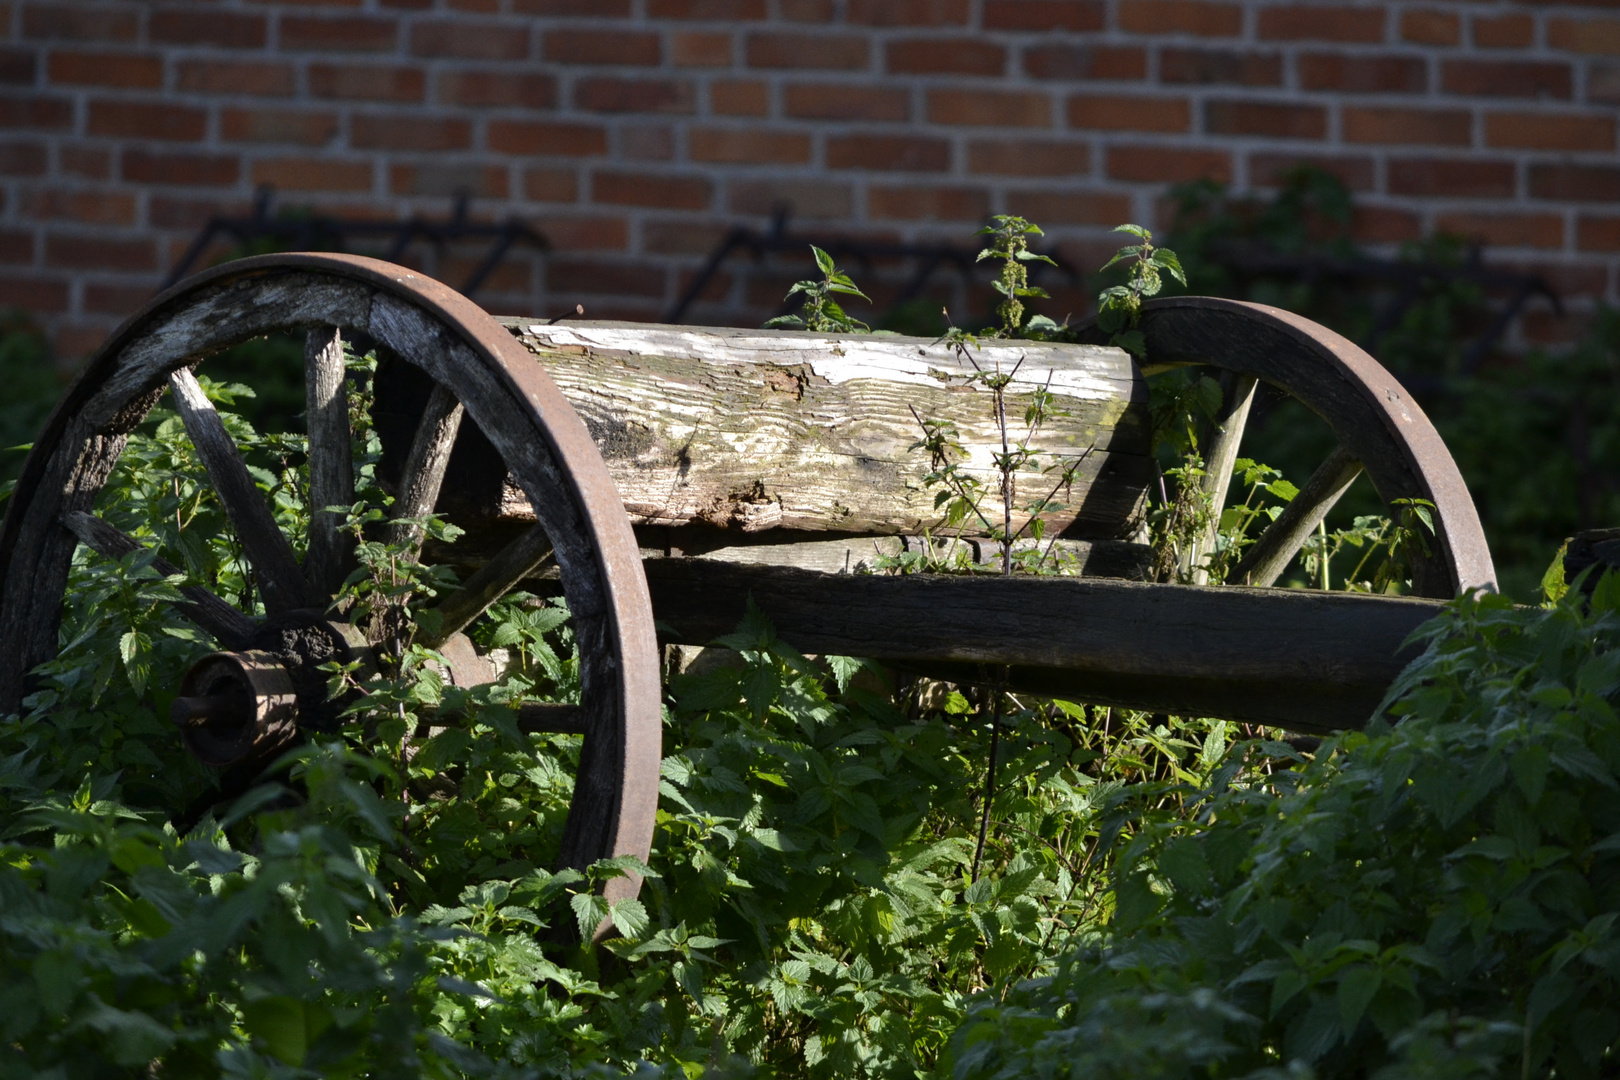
[623,123,674,161]
[1299,54,1426,94]
[1249,152,1374,191]
[149,8,266,48]
[575,77,695,113]
[649,0,765,16]
[1106,144,1230,183]
[1485,112,1614,151]
[644,220,732,255]
[1592,62,1620,106]
[351,113,470,151]
[22,4,139,42]
[784,82,908,120]
[1159,48,1280,86]
[826,134,949,171]
[1401,10,1458,46]
[0,230,34,265]
[84,283,155,316]
[280,16,398,52]
[983,1,1103,31]
[21,188,137,225]
[673,32,731,66]
[968,138,1088,176]
[887,39,1004,76]
[849,0,967,24]
[1529,164,1620,202]
[1006,189,1133,225]
[1068,93,1188,132]
[729,178,853,218]
[1435,212,1564,249]
[0,95,69,129]
[410,21,529,59]
[1118,0,1241,37]
[488,119,606,155]
[122,148,238,185]
[929,88,1051,127]
[178,60,296,97]
[521,166,575,202]
[746,32,866,69]
[593,171,711,209]
[711,79,768,115]
[89,101,206,141]
[781,0,834,20]
[1474,14,1531,49]
[868,184,989,221]
[0,275,68,313]
[1258,5,1384,43]
[512,0,630,13]
[543,28,659,65]
[531,214,628,251]
[1388,158,1516,198]
[1351,206,1420,244]
[437,71,555,108]
[1578,215,1620,252]
[0,49,35,84]
[221,107,338,146]
[309,64,424,102]
[150,195,247,230]
[689,127,811,164]
[48,50,162,88]
[1549,17,1620,57]
[251,157,373,192]
[548,258,665,299]
[1442,61,1572,100]
[55,324,114,361]
[1342,106,1470,146]
[1205,100,1325,138]
[389,163,509,198]
[61,146,111,178]
[46,233,156,272]
[0,140,46,176]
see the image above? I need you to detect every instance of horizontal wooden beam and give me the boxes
[643,560,1445,735]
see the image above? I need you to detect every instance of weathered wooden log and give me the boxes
[493,320,1152,544]
[644,559,1444,735]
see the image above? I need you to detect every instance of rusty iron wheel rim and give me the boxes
[1077,295,1496,598]
[0,252,661,904]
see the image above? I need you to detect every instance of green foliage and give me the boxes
[975,215,1060,340]
[765,246,872,334]
[949,582,1620,1079]
[0,310,62,491]
[1096,224,1186,359]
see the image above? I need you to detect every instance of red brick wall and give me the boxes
[1,0,1615,359]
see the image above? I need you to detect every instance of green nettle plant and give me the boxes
[764,245,872,333]
[1096,224,1186,360]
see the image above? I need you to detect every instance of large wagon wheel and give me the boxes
[0,252,661,904]
[1078,296,1495,598]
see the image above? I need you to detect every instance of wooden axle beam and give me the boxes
[643,559,1443,736]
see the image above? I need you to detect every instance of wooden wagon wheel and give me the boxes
[1077,296,1496,599]
[0,252,661,904]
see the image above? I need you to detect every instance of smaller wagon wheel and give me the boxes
[1077,296,1495,599]
[0,253,661,905]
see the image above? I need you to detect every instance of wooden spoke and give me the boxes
[1187,372,1259,586]
[382,383,464,554]
[420,523,552,647]
[1229,445,1364,588]
[61,511,256,650]
[303,327,355,599]
[169,367,313,614]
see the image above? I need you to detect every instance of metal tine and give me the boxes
[1187,371,1259,586]
[419,522,552,648]
[303,327,356,600]
[1230,444,1365,588]
[382,383,464,556]
[60,511,256,649]
[169,367,314,614]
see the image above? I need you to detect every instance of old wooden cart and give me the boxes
[0,253,1495,902]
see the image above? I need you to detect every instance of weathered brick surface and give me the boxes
[0,0,1612,355]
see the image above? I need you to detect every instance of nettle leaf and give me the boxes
[571,891,611,941]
